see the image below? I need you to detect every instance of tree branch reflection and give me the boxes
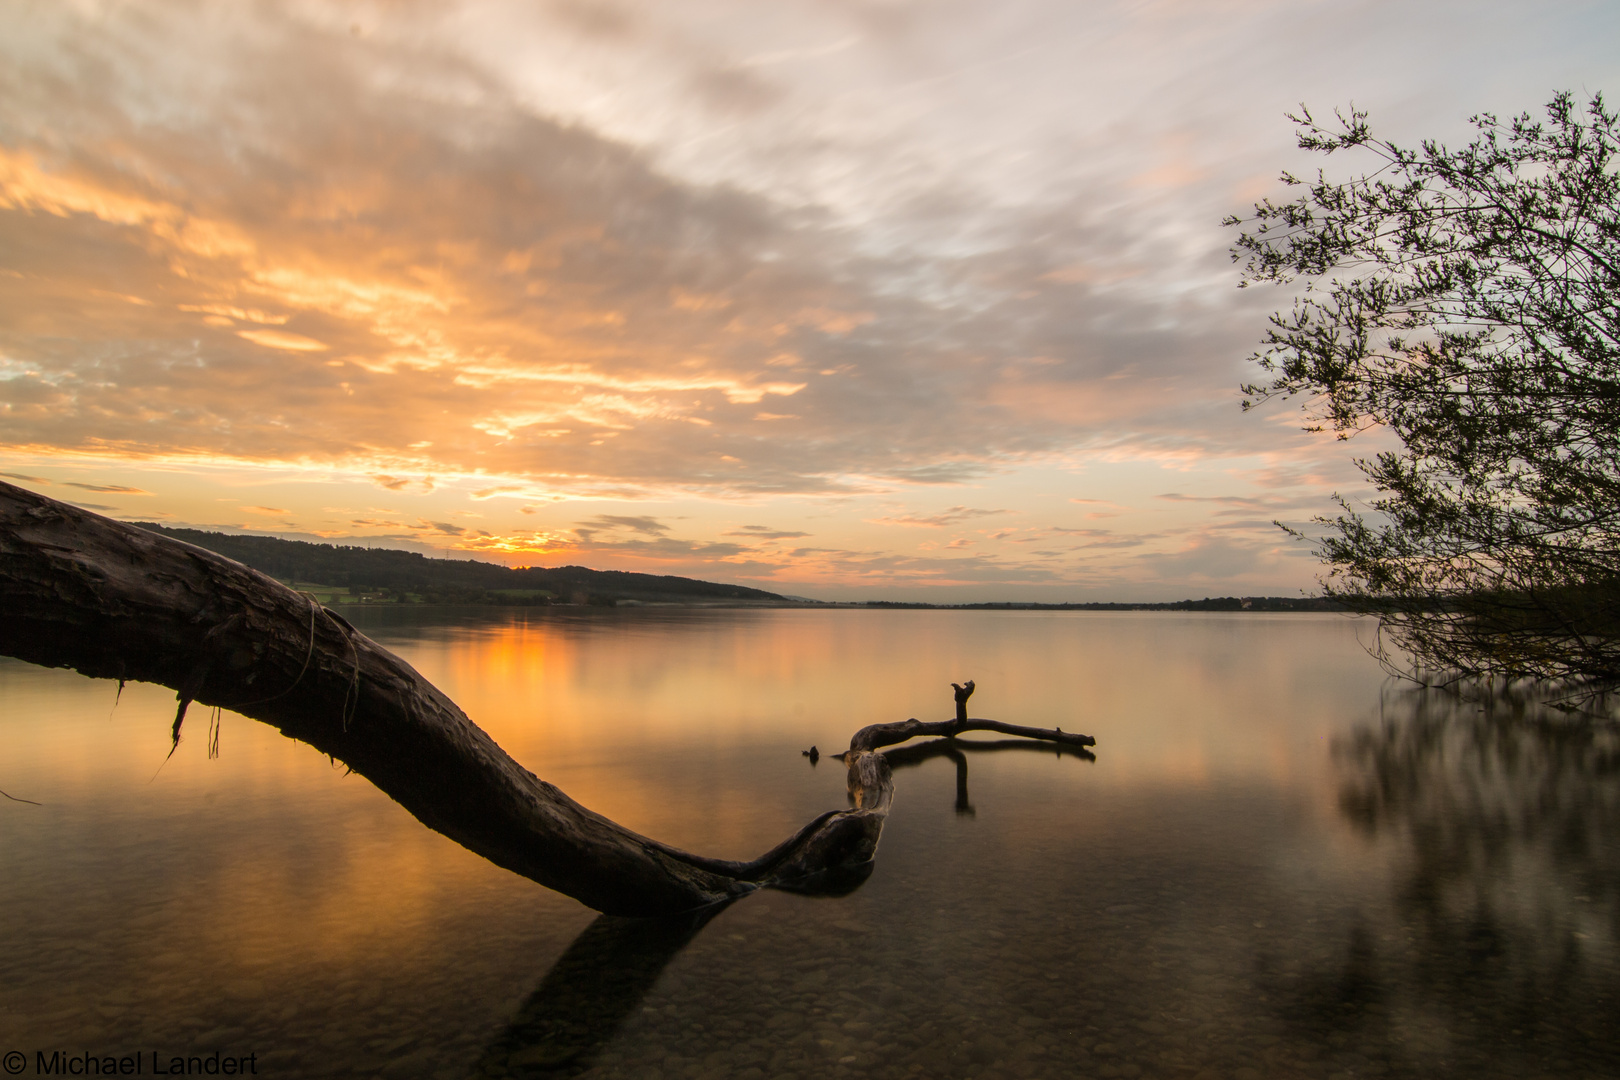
[1337,687,1618,933]
[1282,685,1620,1067]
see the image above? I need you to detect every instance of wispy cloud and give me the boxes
[370,476,436,494]
[575,515,671,538]
[1156,492,1329,515]
[64,482,150,495]
[868,506,1012,528]
[724,525,811,540]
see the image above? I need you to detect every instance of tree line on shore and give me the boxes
[132,523,786,606]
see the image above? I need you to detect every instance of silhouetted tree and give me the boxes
[1230,92,1620,686]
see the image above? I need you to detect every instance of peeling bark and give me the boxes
[0,481,1095,916]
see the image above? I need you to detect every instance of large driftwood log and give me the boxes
[0,481,1095,916]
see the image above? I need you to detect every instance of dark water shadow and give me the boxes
[1272,685,1620,1072]
[470,905,727,1078]
[475,736,1093,1076]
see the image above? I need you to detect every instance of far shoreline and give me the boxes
[324,596,1344,612]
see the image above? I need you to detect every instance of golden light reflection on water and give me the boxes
[12,610,1608,1080]
[3,610,1384,892]
[3,610,1376,967]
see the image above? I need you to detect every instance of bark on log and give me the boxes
[0,481,1095,916]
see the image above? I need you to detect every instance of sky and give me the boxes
[1,0,1615,601]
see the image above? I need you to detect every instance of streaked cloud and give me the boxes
[724,525,811,540]
[868,506,1012,528]
[236,329,329,352]
[0,0,1612,598]
[575,515,671,538]
[64,482,150,494]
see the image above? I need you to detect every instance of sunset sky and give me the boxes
[2,0,1615,600]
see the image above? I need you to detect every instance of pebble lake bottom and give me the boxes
[0,608,1615,1080]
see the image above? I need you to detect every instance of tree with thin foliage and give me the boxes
[1228,91,1620,689]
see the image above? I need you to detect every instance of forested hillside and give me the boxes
[132,524,786,606]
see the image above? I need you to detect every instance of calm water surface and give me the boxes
[0,609,1615,1080]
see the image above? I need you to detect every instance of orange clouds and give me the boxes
[236,329,330,352]
[0,147,251,261]
[1,0,1475,599]
[0,1,1315,510]
[0,64,887,495]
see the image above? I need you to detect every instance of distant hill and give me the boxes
[129,523,1334,611]
[131,524,787,606]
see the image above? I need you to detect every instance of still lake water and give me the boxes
[1,608,1616,1080]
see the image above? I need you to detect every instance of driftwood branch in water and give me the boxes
[0,481,1095,916]
[480,740,1096,1076]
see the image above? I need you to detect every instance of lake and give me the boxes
[1,608,1615,1080]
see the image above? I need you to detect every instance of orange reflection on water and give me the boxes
[334,608,1387,843]
[0,608,1394,1073]
[6,609,1609,1080]
[9,607,1376,910]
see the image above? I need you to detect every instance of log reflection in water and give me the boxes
[884,736,1096,818]
[1282,686,1620,1071]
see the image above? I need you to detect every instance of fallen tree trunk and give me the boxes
[0,481,1095,916]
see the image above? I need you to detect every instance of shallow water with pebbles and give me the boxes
[2,609,1616,1079]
